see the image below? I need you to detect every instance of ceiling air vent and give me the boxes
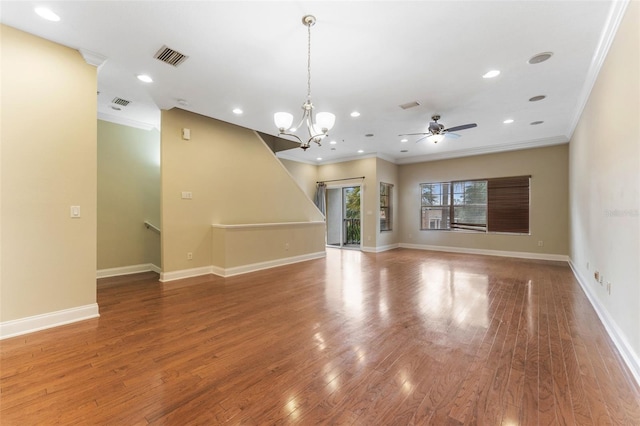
[111,97,131,107]
[399,101,420,110]
[154,45,189,67]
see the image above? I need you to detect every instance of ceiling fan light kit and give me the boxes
[274,15,335,151]
[399,114,477,144]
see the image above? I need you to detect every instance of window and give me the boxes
[380,182,393,231]
[420,176,530,234]
[420,182,450,230]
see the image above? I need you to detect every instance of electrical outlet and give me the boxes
[187,252,193,260]
[537,240,544,247]
[285,243,289,251]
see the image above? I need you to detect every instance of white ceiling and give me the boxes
[1,1,624,164]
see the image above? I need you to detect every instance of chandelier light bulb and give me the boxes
[274,112,294,131]
[315,112,336,133]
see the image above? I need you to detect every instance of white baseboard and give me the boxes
[160,252,327,282]
[399,243,569,262]
[361,244,400,253]
[97,263,160,278]
[0,304,100,340]
[569,261,640,387]
[221,251,326,277]
[160,265,214,283]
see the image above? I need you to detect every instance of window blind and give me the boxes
[487,176,530,233]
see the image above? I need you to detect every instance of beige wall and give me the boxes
[161,108,325,274]
[211,222,325,271]
[398,144,569,256]
[279,158,318,201]
[376,158,400,248]
[1,25,97,321]
[97,120,160,270]
[318,158,377,249]
[569,2,639,359]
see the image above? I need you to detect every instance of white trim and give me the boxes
[362,244,399,253]
[395,136,568,165]
[0,304,99,340]
[399,243,569,262]
[98,112,159,131]
[160,266,214,282]
[566,0,630,140]
[278,137,568,167]
[220,251,326,277]
[211,221,325,230]
[160,252,326,281]
[79,48,107,69]
[569,261,640,387]
[97,263,160,279]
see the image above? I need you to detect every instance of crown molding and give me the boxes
[98,112,159,131]
[394,136,569,165]
[566,0,630,140]
[79,48,108,70]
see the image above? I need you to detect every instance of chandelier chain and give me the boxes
[307,21,312,100]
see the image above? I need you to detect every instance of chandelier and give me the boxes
[274,15,335,151]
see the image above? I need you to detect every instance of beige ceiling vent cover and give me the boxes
[154,45,189,67]
[399,101,420,110]
[111,97,130,106]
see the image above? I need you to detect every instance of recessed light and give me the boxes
[316,157,322,161]
[400,149,408,153]
[400,138,408,143]
[331,148,336,151]
[530,120,544,125]
[177,99,189,106]
[110,106,121,111]
[35,7,60,22]
[365,133,374,137]
[350,111,361,118]
[329,140,337,145]
[482,70,500,79]
[357,149,364,153]
[137,74,153,83]
[529,95,546,102]
[503,119,514,124]
[232,108,243,114]
[528,52,553,64]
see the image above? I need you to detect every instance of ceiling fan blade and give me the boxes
[445,133,461,139]
[398,132,430,136]
[444,123,477,133]
[415,135,429,143]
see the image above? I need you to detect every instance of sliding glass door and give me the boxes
[326,186,361,249]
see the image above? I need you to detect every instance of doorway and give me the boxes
[326,186,361,249]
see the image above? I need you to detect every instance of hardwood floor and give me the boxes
[2,248,639,425]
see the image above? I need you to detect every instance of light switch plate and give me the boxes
[70,206,81,218]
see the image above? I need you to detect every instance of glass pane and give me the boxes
[453,205,486,225]
[421,207,450,229]
[421,182,450,206]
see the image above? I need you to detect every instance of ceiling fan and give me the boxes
[400,114,477,143]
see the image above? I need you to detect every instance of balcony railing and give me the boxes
[344,218,361,245]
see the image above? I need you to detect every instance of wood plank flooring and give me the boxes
[2,248,640,425]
